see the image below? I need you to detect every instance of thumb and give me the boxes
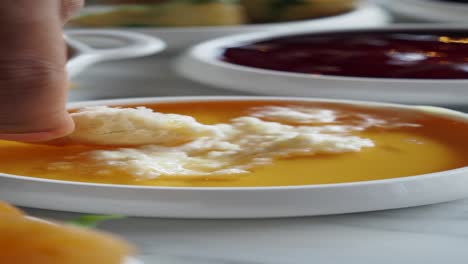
[0,0,76,142]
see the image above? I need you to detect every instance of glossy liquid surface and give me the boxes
[222,31,468,79]
[0,101,467,187]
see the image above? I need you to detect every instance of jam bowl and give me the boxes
[65,29,166,78]
[176,24,468,106]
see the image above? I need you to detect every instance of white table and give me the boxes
[27,54,468,264]
[27,199,468,264]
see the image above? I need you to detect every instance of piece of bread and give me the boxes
[280,0,357,21]
[70,1,247,27]
[61,106,218,146]
[0,202,134,264]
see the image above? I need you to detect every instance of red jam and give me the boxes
[222,30,468,79]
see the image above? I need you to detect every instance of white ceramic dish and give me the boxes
[66,29,166,78]
[125,257,143,264]
[375,0,468,22]
[1,96,468,218]
[69,2,390,51]
[176,24,468,106]
[27,217,142,264]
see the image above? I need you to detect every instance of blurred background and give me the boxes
[65,0,468,109]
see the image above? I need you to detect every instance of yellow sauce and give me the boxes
[0,101,467,187]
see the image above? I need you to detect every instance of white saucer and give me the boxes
[1,96,468,218]
[376,0,468,22]
[66,29,165,78]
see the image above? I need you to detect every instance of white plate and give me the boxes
[375,0,468,22]
[176,24,468,106]
[1,96,468,218]
[125,257,143,264]
[69,2,390,51]
[66,29,166,78]
[26,217,142,264]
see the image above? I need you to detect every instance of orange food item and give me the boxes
[0,202,134,264]
[0,201,24,217]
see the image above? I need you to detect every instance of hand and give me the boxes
[0,0,83,142]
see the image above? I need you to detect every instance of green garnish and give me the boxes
[271,0,306,8]
[67,215,126,228]
[188,0,239,4]
[121,0,239,5]
[271,0,305,15]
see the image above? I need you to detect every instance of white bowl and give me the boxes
[375,0,468,22]
[0,96,467,219]
[69,2,390,51]
[66,29,166,78]
[176,24,468,106]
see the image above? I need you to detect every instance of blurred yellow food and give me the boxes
[0,201,24,217]
[0,202,134,264]
[68,82,77,89]
[70,1,247,27]
[241,0,357,23]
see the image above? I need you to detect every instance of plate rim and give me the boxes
[376,0,468,22]
[1,95,467,191]
[179,23,468,83]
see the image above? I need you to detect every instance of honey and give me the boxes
[0,100,466,187]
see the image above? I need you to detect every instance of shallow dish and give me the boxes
[176,24,468,106]
[68,2,390,51]
[376,0,468,22]
[0,96,467,218]
[66,29,166,78]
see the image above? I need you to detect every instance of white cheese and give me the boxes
[68,106,219,146]
[251,106,337,124]
[48,105,420,178]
